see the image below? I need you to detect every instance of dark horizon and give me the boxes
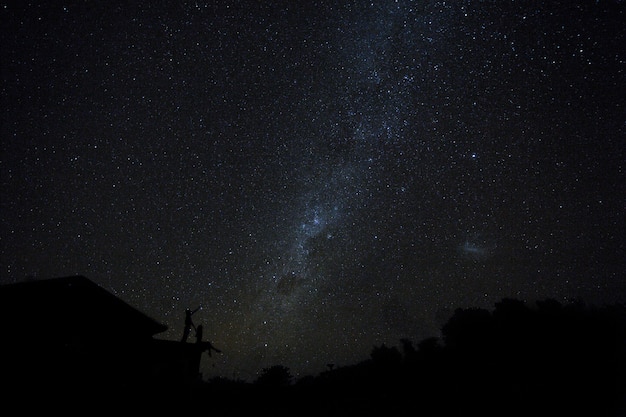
[1,279,624,416]
[4,272,625,382]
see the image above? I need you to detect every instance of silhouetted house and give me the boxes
[0,276,206,396]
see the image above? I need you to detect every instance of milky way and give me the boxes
[1,1,624,379]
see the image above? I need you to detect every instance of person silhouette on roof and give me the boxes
[195,324,222,357]
[181,306,201,342]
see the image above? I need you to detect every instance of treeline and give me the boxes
[197,298,626,417]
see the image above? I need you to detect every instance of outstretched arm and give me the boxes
[191,305,201,315]
[202,342,222,357]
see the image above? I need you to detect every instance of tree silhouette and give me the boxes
[435,298,626,416]
[399,338,417,360]
[178,297,626,417]
[442,307,493,345]
[370,343,402,367]
[254,365,292,387]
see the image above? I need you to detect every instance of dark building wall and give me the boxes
[0,276,201,395]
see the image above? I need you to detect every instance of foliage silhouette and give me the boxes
[254,364,293,387]
[370,343,403,368]
[219,297,625,417]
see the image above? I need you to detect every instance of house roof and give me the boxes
[0,275,167,340]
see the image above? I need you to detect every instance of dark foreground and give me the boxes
[6,298,626,416]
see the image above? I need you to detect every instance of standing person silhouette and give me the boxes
[181,306,201,342]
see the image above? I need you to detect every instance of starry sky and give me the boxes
[1,1,625,380]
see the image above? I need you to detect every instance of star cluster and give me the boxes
[1,1,624,379]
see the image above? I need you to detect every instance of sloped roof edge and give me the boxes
[0,275,168,336]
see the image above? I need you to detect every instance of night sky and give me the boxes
[1,1,625,380]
